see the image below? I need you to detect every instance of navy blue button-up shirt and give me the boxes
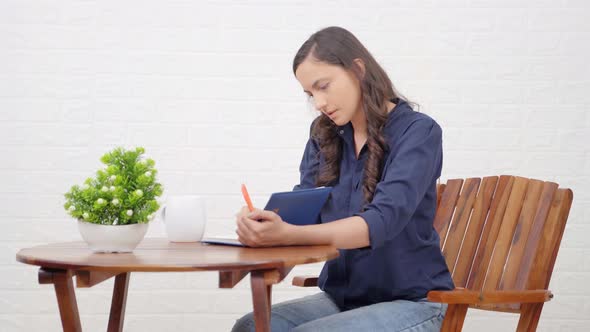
[293,99,454,310]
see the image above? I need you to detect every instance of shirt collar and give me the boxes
[336,98,406,144]
[335,122,353,146]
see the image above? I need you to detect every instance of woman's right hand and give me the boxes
[234,206,293,247]
[235,206,250,222]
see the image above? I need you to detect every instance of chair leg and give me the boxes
[516,303,543,332]
[107,272,131,332]
[440,304,468,332]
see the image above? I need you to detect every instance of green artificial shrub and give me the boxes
[64,147,163,225]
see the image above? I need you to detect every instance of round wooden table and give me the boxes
[16,238,339,332]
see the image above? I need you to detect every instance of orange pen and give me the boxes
[241,184,255,212]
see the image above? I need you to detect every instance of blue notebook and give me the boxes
[201,186,332,247]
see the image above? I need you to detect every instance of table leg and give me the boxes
[250,270,272,332]
[39,268,82,332]
[107,272,131,332]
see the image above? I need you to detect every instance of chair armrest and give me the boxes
[427,289,553,305]
[292,275,319,287]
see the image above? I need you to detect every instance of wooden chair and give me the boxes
[292,176,573,331]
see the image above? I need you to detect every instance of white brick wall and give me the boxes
[1,0,588,331]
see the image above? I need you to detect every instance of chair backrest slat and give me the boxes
[434,179,463,247]
[467,175,514,291]
[521,188,572,290]
[437,183,446,209]
[451,176,498,288]
[500,179,546,291]
[442,178,480,279]
[483,176,529,292]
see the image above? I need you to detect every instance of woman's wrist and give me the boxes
[282,222,300,246]
[282,223,330,247]
[283,223,323,246]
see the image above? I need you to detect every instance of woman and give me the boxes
[232,26,454,332]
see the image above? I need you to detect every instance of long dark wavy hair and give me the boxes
[293,26,409,205]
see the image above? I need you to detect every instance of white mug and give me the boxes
[160,195,206,242]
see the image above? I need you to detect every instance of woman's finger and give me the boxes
[241,214,264,235]
[237,217,255,240]
[236,228,252,247]
[236,206,250,218]
[248,209,280,222]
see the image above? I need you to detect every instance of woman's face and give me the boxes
[295,57,363,127]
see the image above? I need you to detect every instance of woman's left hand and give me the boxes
[235,207,294,247]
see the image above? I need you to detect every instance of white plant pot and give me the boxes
[77,220,149,253]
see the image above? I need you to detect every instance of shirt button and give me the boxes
[339,130,344,135]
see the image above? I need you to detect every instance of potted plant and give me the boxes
[64,147,163,253]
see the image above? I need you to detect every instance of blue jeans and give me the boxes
[231,292,447,332]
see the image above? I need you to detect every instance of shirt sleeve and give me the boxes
[293,117,321,191]
[354,118,443,250]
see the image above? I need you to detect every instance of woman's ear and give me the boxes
[353,58,366,79]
